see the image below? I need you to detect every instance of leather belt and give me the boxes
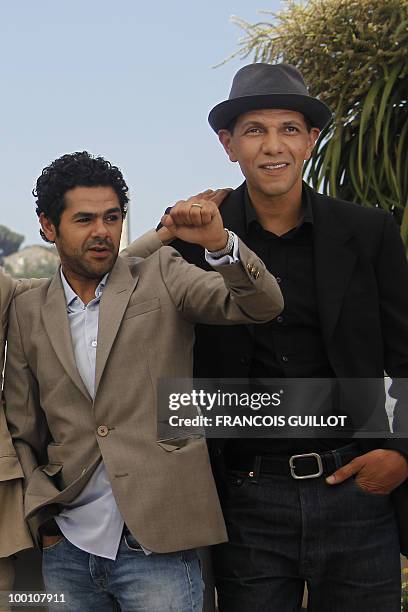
[225,443,361,480]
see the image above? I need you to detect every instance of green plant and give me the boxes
[402,568,408,611]
[225,0,408,252]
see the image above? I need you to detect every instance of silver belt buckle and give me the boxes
[289,452,323,479]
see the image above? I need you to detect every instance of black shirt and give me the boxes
[227,188,352,457]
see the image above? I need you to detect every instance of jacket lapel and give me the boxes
[41,273,91,401]
[219,182,248,237]
[219,183,255,341]
[310,188,357,344]
[94,257,139,393]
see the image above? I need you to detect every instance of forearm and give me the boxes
[160,239,283,325]
[121,228,173,259]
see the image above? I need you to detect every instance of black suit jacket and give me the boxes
[172,181,408,554]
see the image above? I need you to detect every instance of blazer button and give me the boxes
[97,425,109,437]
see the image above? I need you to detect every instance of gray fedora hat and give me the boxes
[208,63,332,132]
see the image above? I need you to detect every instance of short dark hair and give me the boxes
[225,112,313,135]
[34,151,129,243]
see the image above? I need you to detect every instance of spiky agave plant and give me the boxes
[225,0,408,253]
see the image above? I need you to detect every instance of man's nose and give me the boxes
[262,130,285,156]
[91,217,109,238]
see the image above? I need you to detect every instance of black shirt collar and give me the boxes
[244,182,314,233]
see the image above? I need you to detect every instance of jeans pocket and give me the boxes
[42,536,66,552]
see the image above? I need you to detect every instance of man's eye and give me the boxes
[76,218,90,223]
[246,127,262,134]
[106,215,120,222]
[285,126,299,133]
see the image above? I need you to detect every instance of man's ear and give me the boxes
[39,212,57,243]
[218,129,238,163]
[304,127,320,161]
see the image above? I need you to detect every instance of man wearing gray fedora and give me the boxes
[169,63,408,611]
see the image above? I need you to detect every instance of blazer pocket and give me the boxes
[41,463,63,477]
[156,437,201,452]
[124,297,160,320]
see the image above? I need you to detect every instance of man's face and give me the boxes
[40,186,123,281]
[218,109,320,201]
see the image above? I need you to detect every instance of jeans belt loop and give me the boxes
[289,452,324,479]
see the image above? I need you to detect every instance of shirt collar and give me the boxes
[60,268,109,311]
[244,182,314,232]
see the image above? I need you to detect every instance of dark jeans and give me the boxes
[213,459,401,612]
[42,531,203,612]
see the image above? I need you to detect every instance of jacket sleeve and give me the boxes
[0,270,17,382]
[376,214,408,455]
[159,238,283,325]
[121,229,163,259]
[3,299,49,485]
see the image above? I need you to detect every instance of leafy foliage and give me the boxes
[226,0,408,252]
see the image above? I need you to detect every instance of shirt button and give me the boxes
[277,316,284,323]
[97,425,109,437]
[91,340,97,348]
[282,355,289,362]
[276,277,282,284]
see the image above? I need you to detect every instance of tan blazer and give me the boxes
[0,232,166,558]
[4,234,282,552]
[0,271,35,557]
[0,232,166,559]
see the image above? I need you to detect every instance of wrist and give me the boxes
[204,229,229,252]
[156,227,174,246]
[206,230,235,258]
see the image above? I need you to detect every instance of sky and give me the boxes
[0,0,283,247]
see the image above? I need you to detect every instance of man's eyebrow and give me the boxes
[71,207,121,219]
[281,120,304,127]
[239,120,265,130]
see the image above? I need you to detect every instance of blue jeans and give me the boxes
[213,462,401,612]
[42,531,204,611]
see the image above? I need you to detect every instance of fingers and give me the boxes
[162,188,232,226]
[163,198,218,228]
[161,212,177,230]
[190,189,216,200]
[326,457,362,484]
[189,203,207,227]
[208,188,233,208]
[189,187,231,201]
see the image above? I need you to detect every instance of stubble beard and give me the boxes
[60,245,118,281]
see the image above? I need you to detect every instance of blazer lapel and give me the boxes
[41,273,91,401]
[310,189,357,344]
[94,257,139,393]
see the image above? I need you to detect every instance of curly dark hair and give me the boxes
[34,151,129,242]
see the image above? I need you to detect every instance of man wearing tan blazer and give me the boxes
[3,151,283,612]
[0,271,35,602]
[0,204,218,605]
